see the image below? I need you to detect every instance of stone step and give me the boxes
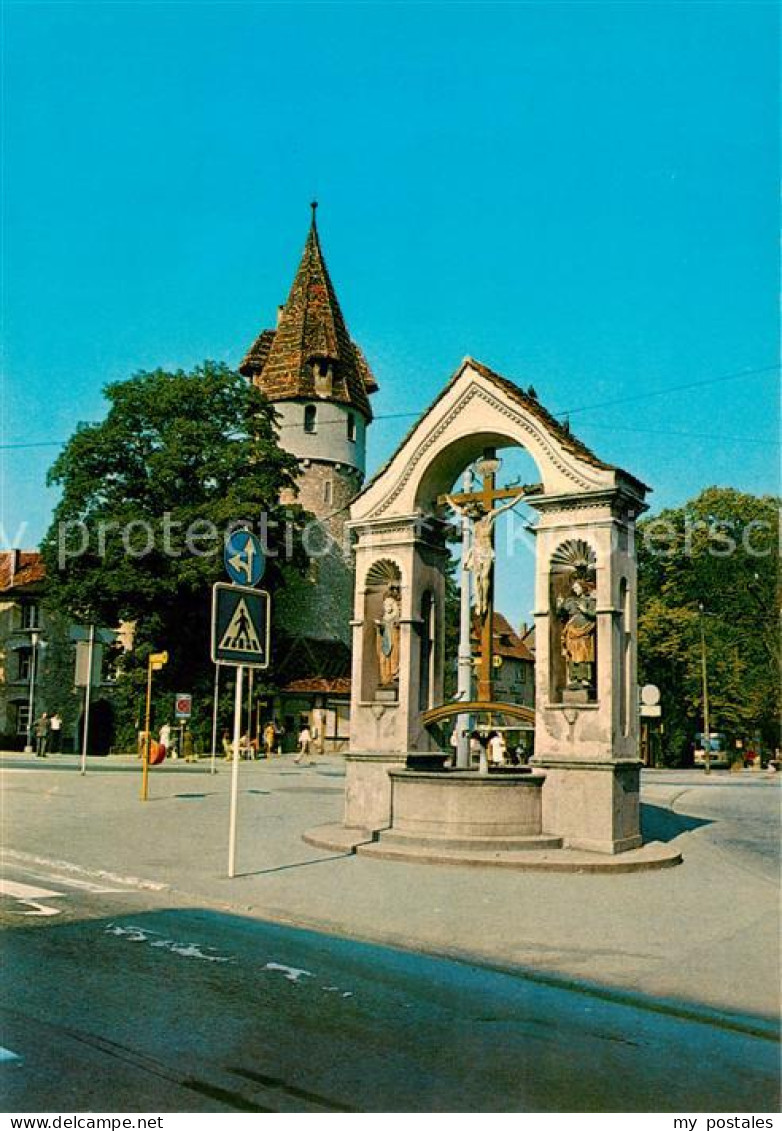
[375,830,563,852]
[356,837,683,873]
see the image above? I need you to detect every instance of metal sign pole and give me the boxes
[246,667,255,750]
[141,650,168,801]
[211,662,220,776]
[228,664,244,878]
[216,530,268,880]
[80,624,95,776]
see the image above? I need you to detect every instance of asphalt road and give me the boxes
[642,774,781,884]
[1,855,778,1114]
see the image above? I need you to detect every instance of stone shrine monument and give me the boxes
[306,358,681,870]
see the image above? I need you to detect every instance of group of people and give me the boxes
[221,720,282,760]
[451,727,529,768]
[31,711,62,757]
[156,722,198,762]
[220,720,318,763]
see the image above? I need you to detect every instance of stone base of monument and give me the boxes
[534,759,645,855]
[303,751,683,872]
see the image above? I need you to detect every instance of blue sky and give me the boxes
[2,1,778,624]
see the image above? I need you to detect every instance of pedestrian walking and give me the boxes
[263,721,279,757]
[182,726,197,763]
[221,728,233,760]
[49,712,63,753]
[34,712,50,758]
[294,722,312,764]
[159,722,171,759]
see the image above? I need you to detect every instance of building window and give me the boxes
[323,479,333,506]
[18,649,32,682]
[103,642,122,684]
[16,704,30,736]
[304,404,317,433]
[21,603,39,630]
[347,413,356,442]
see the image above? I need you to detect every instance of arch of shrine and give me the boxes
[305,357,680,868]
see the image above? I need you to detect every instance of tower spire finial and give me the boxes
[310,199,318,226]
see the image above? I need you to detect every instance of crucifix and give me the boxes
[439,449,540,703]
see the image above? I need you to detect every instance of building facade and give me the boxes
[0,551,47,746]
[0,551,122,753]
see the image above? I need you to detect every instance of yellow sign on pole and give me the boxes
[141,650,169,801]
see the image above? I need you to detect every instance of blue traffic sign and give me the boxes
[224,529,265,587]
[211,583,270,668]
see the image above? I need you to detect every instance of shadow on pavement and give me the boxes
[2,905,778,1113]
[237,852,355,877]
[641,802,711,843]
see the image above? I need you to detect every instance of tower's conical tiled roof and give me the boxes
[239,207,377,419]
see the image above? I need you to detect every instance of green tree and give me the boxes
[637,488,779,764]
[41,362,304,749]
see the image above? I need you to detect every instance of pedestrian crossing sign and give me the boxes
[211,583,270,668]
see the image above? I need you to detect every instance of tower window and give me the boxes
[304,404,317,433]
[347,413,356,442]
[313,360,333,396]
[323,479,333,505]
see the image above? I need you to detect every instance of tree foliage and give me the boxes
[637,487,779,764]
[41,362,305,748]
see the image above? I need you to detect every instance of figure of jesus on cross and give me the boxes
[440,449,540,703]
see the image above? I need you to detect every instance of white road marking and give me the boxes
[104,923,233,963]
[1,880,61,900]
[3,850,167,892]
[0,1047,22,1063]
[23,870,124,894]
[263,962,314,984]
[0,879,63,917]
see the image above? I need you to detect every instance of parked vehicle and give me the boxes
[693,732,730,769]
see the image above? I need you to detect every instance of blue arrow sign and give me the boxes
[224,529,265,587]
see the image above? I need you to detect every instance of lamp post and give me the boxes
[455,467,474,769]
[24,630,41,754]
[80,624,96,776]
[698,603,711,775]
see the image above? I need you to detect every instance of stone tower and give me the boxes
[239,205,378,651]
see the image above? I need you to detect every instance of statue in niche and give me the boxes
[375,585,401,686]
[557,575,597,690]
